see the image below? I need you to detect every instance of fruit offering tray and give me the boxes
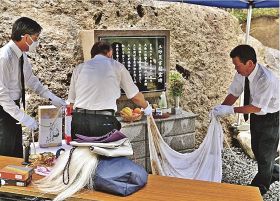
[119,107,143,122]
[120,113,143,122]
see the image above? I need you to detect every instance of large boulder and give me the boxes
[0,0,277,145]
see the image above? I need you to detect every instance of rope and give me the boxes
[62,147,77,185]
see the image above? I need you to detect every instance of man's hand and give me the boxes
[20,114,38,130]
[41,91,66,108]
[50,96,67,108]
[143,102,153,116]
[213,105,234,117]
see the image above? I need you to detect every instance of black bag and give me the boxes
[93,157,148,196]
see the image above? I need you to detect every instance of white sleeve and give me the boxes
[251,78,274,113]
[119,64,139,99]
[67,65,83,103]
[228,73,244,97]
[0,57,25,121]
[23,54,49,96]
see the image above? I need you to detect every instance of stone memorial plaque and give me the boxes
[79,29,170,97]
[99,36,167,93]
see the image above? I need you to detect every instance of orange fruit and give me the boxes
[133,108,141,114]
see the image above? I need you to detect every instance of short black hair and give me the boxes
[11,17,42,41]
[90,41,112,58]
[230,45,257,64]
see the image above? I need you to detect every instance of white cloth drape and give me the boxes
[147,115,223,182]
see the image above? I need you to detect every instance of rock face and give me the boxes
[0,0,276,145]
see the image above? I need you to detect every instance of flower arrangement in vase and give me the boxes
[168,70,185,110]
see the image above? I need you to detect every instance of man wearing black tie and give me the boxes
[0,17,66,158]
[212,45,279,195]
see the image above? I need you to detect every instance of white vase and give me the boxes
[175,96,180,108]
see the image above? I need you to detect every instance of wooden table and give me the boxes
[0,156,262,201]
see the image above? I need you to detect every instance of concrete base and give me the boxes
[118,110,197,171]
[171,107,183,115]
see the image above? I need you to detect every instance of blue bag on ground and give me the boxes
[93,156,148,196]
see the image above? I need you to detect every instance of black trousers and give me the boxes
[0,104,23,158]
[71,111,121,140]
[250,111,279,194]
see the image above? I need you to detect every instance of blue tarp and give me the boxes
[163,0,279,9]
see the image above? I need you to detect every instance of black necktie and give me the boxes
[243,77,250,121]
[20,55,25,110]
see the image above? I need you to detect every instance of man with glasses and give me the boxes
[0,17,66,157]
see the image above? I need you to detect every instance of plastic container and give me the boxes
[159,91,168,109]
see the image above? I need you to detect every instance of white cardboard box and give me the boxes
[38,105,62,148]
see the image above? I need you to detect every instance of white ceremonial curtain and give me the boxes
[147,115,223,182]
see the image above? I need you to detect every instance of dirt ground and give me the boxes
[242,16,279,50]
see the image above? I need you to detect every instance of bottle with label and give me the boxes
[159,91,167,109]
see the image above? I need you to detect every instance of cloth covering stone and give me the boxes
[147,114,223,182]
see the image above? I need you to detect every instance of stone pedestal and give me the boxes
[118,110,197,172]
[171,107,183,115]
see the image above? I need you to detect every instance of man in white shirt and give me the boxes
[68,41,152,139]
[213,45,279,195]
[0,17,66,157]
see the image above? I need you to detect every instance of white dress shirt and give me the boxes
[0,40,49,120]
[228,63,279,115]
[68,54,139,111]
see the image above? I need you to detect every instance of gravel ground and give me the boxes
[222,147,279,201]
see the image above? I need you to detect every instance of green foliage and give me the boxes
[229,8,279,23]
[230,9,247,22]
[168,70,185,97]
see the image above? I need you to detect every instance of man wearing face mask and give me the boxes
[0,17,66,158]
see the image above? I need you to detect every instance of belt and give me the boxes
[251,111,279,119]
[74,108,115,116]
